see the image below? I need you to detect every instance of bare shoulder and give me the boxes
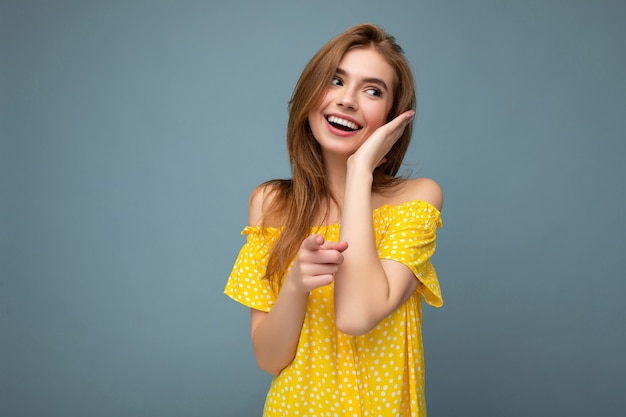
[247,181,284,226]
[401,177,443,211]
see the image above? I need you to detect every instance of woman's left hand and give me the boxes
[348,110,415,172]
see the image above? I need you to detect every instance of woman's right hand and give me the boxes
[288,234,349,293]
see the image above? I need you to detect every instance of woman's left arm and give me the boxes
[334,111,442,336]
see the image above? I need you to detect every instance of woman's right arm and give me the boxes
[250,282,309,376]
[247,186,347,375]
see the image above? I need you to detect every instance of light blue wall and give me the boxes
[2,1,625,416]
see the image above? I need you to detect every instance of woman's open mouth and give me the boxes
[326,115,362,132]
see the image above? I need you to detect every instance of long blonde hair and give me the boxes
[262,24,416,291]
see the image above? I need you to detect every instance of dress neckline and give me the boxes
[245,199,440,232]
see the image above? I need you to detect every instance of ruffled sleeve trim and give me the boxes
[375,200,444,307]
[224,226,281,312]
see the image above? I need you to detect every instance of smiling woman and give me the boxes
[224,23,444,417]
[308,48,395,158]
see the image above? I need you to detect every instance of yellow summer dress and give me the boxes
[225,200,443,417]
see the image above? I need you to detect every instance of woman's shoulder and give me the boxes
[247,180,292,227]
[405,177,443,211]
[377,177,443,211]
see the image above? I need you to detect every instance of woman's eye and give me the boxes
[365,87,382,97]
[331,77,343,86]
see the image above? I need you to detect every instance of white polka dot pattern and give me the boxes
[224,200,443,416]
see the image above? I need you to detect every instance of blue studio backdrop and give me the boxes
[2,1,625,416]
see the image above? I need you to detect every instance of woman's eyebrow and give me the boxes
[336,67,389,92]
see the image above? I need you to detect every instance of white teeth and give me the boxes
[327,115,360,130]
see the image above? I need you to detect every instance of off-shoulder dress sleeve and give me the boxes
[224,226,278,312]
[376,201,443,307]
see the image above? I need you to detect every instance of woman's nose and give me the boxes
[336,88,358,110]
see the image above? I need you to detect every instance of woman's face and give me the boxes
[308,47,395,159]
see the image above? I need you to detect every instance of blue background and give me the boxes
[2,1,625,416]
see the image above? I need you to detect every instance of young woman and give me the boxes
[225,23,444,416]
